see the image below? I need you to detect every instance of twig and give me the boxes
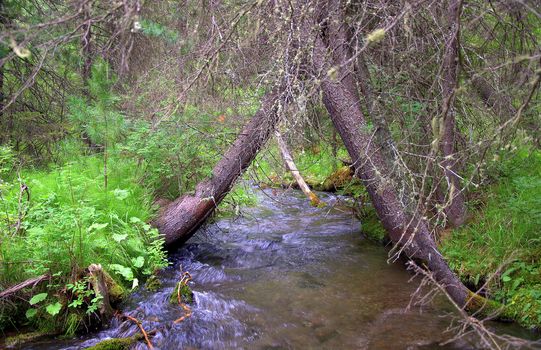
[121,314,154,350]
[173,271,193,324]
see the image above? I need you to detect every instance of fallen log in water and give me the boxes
[154,88,285,247]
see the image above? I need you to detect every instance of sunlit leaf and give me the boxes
[46,302,62,316]
[132,256,145,268]
[113,188,129,200]
[29,293,48,305]
[112,233,128,242]
[26,308,37,319]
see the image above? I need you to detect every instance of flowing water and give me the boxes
[23,188,537,349]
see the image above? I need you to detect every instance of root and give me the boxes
[173,271,193,324]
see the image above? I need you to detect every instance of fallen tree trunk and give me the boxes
[154,88,284,247]
[0,274,49,299]
[275,130,322,206]
[312,32,472,307]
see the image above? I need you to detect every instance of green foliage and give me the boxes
[122,116,219,199]
[219,184,258,216]
[0,63,170,332]
[66,278,103,315]
[442,147,541,328]
[254,142,346,186]
[29,293,48,305]
[68,60,125,147]
[140,18,179,43]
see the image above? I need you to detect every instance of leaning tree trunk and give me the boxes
[275,130,322,206]
[438,0,467,227]
[312,33,471,307]
[154,88,283,246]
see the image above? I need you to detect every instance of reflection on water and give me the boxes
[23,188,538,349]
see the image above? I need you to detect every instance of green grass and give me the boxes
[441,147,541,328]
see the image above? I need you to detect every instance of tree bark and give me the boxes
[439,0,467,227]
[275,130,322,206]
[312,33,470,307]
[154,88,284,247]
[81,0,92,85]
[80,0,97,150]
[0,0,8,132]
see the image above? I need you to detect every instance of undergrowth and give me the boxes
[0,60,258,336]
[441,146,541,328]
[0,149,168,334]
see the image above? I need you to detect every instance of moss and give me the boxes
[169,283,194,305]
[85,337,136,350]
[321,166,353,191]
[465,292,511,319]
[4,331,47,347]
[104,274,126,305]
[359,206,387,242]
[144,275,162,292]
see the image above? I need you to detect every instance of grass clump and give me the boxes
[441,147,541,328]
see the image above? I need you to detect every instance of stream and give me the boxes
[23,188,537,349]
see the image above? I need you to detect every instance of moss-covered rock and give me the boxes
[320,166,354,191]
[169,283,194,305]
[85,337,136,350]
[144,275,162,292]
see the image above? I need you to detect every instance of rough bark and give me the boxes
[0,54,4,123]
[80,0,99,150]
[81,1,93,85]
[312,34,470,307]
[154,89,283,247]
[0,0,8,128]
[87,264,114,323]
[439,0,467,227]
[275,130,322,206]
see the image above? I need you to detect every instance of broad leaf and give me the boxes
[26,308,38,319]
[112,233,128,242]
[46,302,62,316]
[87,222,109,232]
[113,188,129,200]
[109,264,134,281]
[132,256,145,268]
[29,293,48,305]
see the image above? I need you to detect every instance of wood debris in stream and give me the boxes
[117,312,155,350]
[173,271,193,324]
